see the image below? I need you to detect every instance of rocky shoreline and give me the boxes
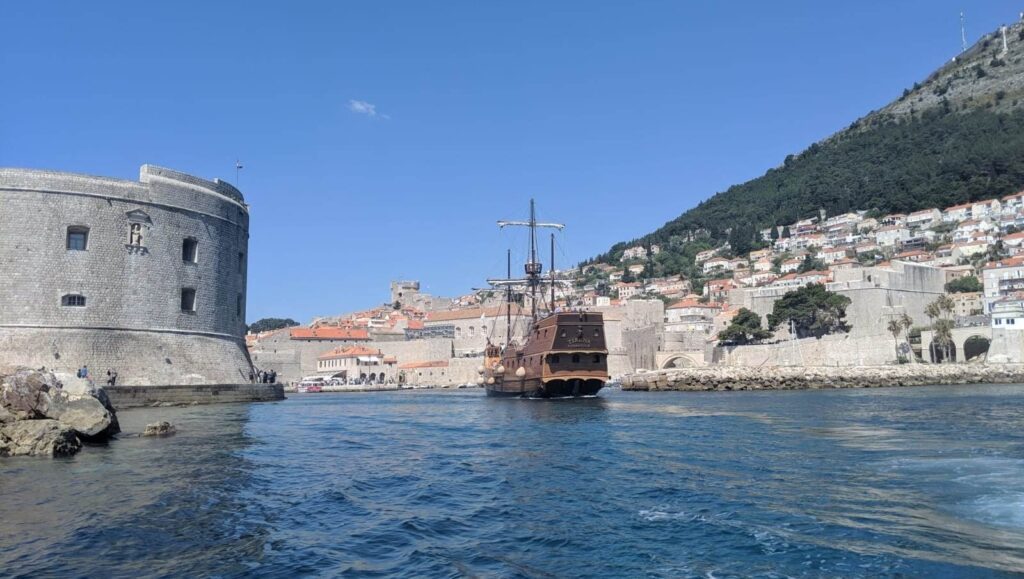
[0,367,120,457]
[621,364,1024,392]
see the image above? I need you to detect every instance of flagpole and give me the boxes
[235,159,244,188]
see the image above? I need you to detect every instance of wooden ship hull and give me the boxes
[483,311,608,398]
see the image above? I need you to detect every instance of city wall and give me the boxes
[0,166,256,388]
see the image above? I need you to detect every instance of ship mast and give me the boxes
[550,233,556,312]
[497,199,564,323]
[506,249,512,348]
[527,200,539,319]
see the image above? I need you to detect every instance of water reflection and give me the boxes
[2,387,1024,576]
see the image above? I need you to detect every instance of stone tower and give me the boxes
[0,165,254,385]
[390,280,420,307]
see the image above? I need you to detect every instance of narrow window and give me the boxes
[61,294,86,307]
[181,288,197,312]
[238,252,245,273]
[129,223,144,247]
[182,238,198,263]
[66,226,89,251]
[236,293,243,318]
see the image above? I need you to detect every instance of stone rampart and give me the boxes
[621,364,1024,392]
[0,166,252,385]
[107,383,284,409]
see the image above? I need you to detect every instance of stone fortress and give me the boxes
[0,165,255,386]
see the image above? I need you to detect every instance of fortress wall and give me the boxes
[0,166,253,386]
[714,334,897,367]
[0,327,253,385]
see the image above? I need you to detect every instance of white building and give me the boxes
[943,203,972,223]
[665,298,720,332]
[906,208,941,229]
[874,226,910,247]
[703,257,732,274]
[992,298,1024,329]
[984,257,1024,312]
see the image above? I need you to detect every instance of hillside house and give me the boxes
[906,208,941,229]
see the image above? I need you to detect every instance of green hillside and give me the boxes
[591,20,1024,276]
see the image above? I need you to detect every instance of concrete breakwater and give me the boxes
[621,364,1024,392]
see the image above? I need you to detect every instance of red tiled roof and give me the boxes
[944,202,972,211]
[398,360,449,370]
[985,256,1024,270]
[317,345,382,360]
[290,327,370,341]
[425,305,524,323]
[667,299,720,310]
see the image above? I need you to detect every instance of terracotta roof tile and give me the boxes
[290,327,370,341]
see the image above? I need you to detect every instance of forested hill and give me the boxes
[590,19,1024,274]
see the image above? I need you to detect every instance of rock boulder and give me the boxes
[0,367,121,457]
[142,421,176,437]
[0,419,82,457]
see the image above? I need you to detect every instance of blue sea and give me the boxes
[3,385,1024,577]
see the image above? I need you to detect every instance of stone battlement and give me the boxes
[0,165,253,386]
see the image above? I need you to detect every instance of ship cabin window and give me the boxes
[594,329,601,338]
[550,355,560,364]
[572,354,580,364]
[561,330,567,338]
[66,226,89,251]
[182,238,199,263]
[593,354,601,363]
[180,288,197,312]
[61,294,86,307]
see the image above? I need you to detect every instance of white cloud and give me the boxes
[348,99,389,119]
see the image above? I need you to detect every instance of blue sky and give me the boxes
[2,1,1021,322]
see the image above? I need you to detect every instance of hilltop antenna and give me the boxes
[960,12,967,53]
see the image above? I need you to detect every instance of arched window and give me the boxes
[66,226,89,251]
[61,294,86,307]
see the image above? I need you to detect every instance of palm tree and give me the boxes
[900,313,915,362]
[936,294,955,319]
[887,319,902,362]
[934,318,955,363]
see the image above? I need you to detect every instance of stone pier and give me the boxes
[621,364,1024,392]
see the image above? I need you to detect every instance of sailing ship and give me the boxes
[480,200,609,398]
